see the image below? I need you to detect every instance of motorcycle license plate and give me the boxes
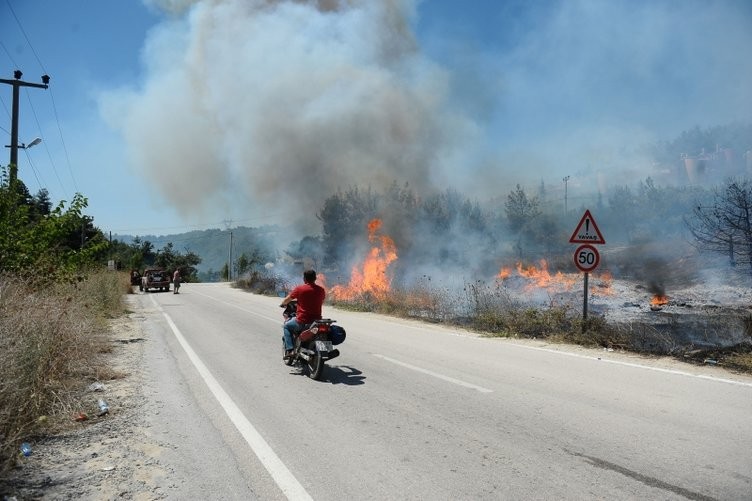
[315,340,333,352]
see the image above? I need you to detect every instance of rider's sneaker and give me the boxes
[283,350,294,360]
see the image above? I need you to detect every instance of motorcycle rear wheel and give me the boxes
[307,351,324,380]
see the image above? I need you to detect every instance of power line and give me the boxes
[22,146,43,189]
[4,0,78,192]
[25,88,67,197]
[4,0,47,74]
[0,41,18,69]
[47,87,78,192]
[0,93,9,122]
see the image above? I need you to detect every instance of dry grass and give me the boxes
[0,269,128,472]
[329,279,752,372]
[725,351,752,372]
[235,270,287,295]
[681,343,752,373]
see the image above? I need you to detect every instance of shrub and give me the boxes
[0,269,125,472]
[235,270,286,295]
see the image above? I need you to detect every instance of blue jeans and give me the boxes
[283,318,305,350]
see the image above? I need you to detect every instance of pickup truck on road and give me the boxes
[140,269,171,292]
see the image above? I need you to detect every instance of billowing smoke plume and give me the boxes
[101,0,752,242]
[101,0,473,228]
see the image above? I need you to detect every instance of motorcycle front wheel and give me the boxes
[307,351,324,380]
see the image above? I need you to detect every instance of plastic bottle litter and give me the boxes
[97,399,110,416]
[87,382,105,392]
[20,443,32,457]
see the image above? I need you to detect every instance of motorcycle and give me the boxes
[281,301,343,380]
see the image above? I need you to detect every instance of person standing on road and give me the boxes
[279,269,326,359]
[173,268,181,294]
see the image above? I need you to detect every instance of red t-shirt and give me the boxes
[290,282,326,324]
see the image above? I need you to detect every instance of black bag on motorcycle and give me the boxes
[330,324,346,345]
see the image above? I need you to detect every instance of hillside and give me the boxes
[114,224,296,277]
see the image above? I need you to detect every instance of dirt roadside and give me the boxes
[1,295,172,500]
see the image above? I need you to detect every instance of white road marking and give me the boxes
[150,296,312,501]
[373,354,493,393]
[509,343,752,388]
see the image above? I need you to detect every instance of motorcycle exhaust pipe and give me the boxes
[298,348,339,362]
[298,348,316,362]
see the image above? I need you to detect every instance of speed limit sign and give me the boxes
[573,244,600,273]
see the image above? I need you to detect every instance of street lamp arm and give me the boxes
[4,137,42,149]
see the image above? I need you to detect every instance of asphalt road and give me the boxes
[134,283,752,500]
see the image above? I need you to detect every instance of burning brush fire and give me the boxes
[651,294,669,306]
[499,260,578,290]
[330,219,397,301]
[648,283,670,308]
[497,259,613,296]
[330,221,614,304]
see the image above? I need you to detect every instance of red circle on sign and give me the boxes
[573,244,600,273]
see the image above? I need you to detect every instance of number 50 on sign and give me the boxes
[573,244,600,273]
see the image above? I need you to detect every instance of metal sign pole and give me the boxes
[582,272,589,332]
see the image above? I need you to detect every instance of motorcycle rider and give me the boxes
[280,269,326,359]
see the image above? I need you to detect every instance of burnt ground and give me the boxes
[486,252,752,371]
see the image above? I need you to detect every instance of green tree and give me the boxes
[504,184,541,259]
[285,236,325,267]
[0,166,107,276]
[236,253,250,276]
[505,184,541,233]
[151,242,201,281]
[318,186,379,267]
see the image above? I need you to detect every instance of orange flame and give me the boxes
[497,260,613,295]
[331,219,398,300]
[497,267,512,280]
[515,259,578,291]
[651,294,669,306]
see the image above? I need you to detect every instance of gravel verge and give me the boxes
[1,296,169,500]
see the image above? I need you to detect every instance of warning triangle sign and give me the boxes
[569,209,605,244]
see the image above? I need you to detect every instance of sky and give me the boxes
[1,0,751,238]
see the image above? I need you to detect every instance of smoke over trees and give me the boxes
[649,124,752,167]
[315,182,564,281]
[313,177,749,286]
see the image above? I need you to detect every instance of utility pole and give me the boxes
[563,175,571,215]
[1,70,49,185]
[228,230,233,282]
